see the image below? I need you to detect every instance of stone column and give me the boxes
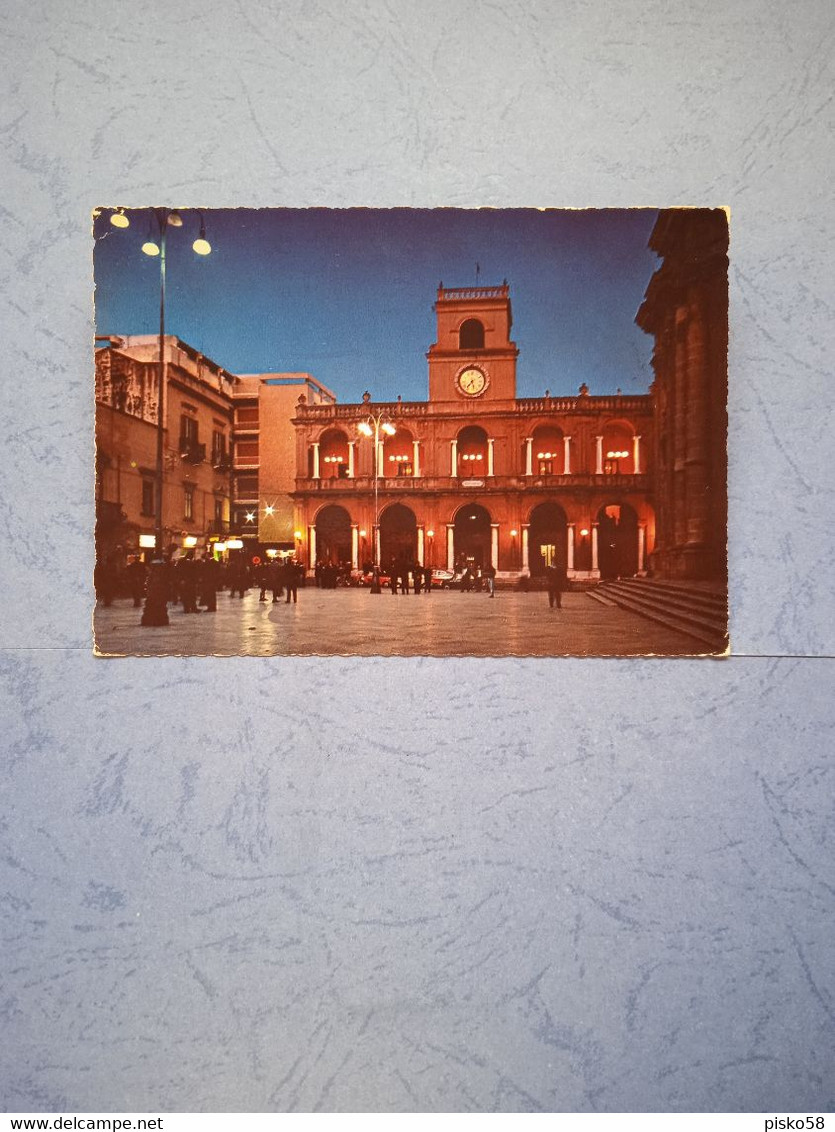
[491,523,499,569]
[595,436,603,475]
[417,526,424,566]
[591,523,599,572]
[487,438,495,477]
[525,437,533,477]
[633,434,641,476]
[312,442,320,480]
[413,440,420,478]
[350,524,359,569]
[446,524,455,571]
[309,525,317,569]
[450,439,458,477]
[567,524,575,571]
[563,435,572,475]
[638,524,646,573]
[521,525,530,572]
[347,441,356,478]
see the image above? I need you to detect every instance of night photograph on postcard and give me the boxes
[93,207,728,657]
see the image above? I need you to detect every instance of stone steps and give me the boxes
[590,579,728,653]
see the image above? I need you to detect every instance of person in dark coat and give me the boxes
[200,556,219,611]
[546,561,567,609]
[412,561,422,594]
[423,564,433,594]
[94,554,118,607]
[485,561,496,598]
[126,556,147,607]
[284,559,300,604]
[255,563,268,602]
[269,558,283,603]
[178,552,200,613]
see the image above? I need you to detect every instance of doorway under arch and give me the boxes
[528,502,567,576]
[597,503,639,579]
[315,504,352,565]
[453,503,492,569]
[380,503,417,569]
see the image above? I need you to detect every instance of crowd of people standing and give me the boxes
[95,551,568,611]
[94,553,305,612]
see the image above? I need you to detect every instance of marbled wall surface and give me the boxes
[1,0,833,1112]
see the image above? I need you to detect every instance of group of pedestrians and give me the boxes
[255,558,301,604]
[458,563,497,597]
[384,559,434,594]
[95,552,305,613]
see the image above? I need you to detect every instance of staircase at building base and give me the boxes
[588,578,728,653]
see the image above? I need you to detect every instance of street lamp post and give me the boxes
[103,208,210,626]
[357,410,396,594]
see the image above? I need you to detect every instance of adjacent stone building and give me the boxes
[636,208,729,582]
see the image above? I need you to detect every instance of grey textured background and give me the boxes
[2,0,833,1113]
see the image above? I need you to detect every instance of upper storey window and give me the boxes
[459,319,484,349]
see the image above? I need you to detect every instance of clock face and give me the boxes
[456,366,487,397]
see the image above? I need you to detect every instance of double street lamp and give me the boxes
[357,410,396,594]
[103,207,211,626]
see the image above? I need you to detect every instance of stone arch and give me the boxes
[453,502,492,569]
[596,502,639,579]
[379,503,417,568]
[459,318,484,349]
[528,501,568,576]
[456,424,488,475]
[531,424,566,475]
[316,427,350,478]
[314,504,352,564]
[601,418,636,475]
[383,426,415,477]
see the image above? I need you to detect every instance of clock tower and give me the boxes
[427,282,519,402]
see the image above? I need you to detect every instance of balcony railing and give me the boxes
[207,519,231,536]
[294,472,650,492]
[211,453,232,471]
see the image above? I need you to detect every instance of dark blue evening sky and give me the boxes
[93,208,659,403]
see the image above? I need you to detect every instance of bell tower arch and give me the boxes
[427,282,519,403]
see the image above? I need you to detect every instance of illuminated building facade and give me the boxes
[290,284,656,580]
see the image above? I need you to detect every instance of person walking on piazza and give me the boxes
[423,563,433,593]
[126,555,147,607]
[177,552,200,613]
[412,560,422,594]
[228,555,248,599]
[200,554,219,612]
[485,561,496,598]
[283,558,300,604]
[258,561,271,602]
[546,559,567,610]
[269,557,283,603]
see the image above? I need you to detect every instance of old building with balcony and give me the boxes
[95,335,236,562]
[290,284,656,581]
[231,373,336,555]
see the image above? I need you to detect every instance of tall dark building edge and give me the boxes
[637,208,729,584]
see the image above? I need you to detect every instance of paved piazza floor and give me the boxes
[94,586,706,657]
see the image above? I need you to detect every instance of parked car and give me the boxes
[358,568,392,588]
[430,568,456,589]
